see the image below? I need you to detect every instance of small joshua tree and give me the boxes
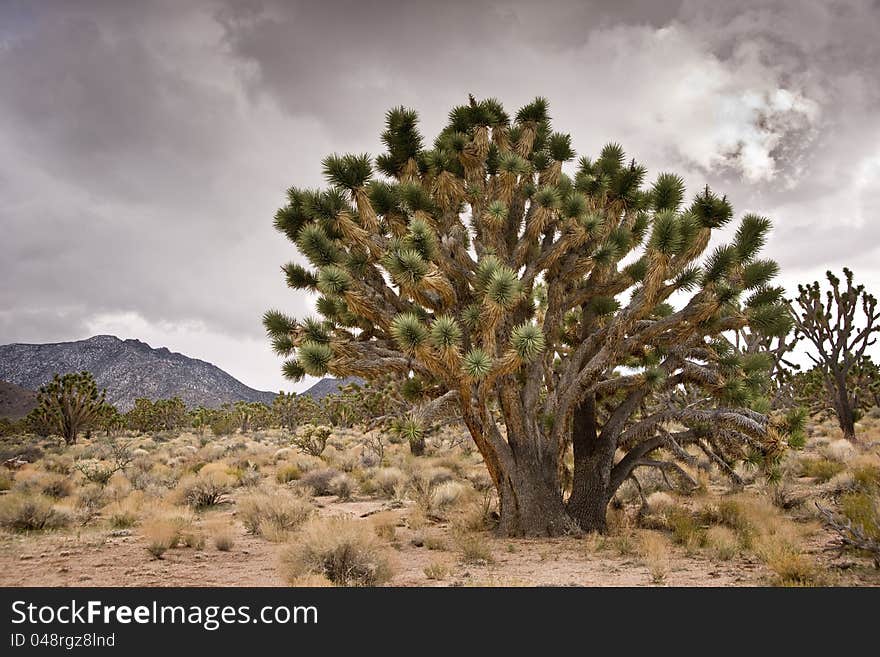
[790,268,880,440]
[265,96,796,535]
[27,372,107,446]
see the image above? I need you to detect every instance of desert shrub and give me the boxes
[424,535,448,551]
[423,466,455,486]
[430,480,469,512]
[36,473,74,499]
[275,463,302,484]
[755,536,818,586]
[851,459,880,491]
[299,467,341,496]
[666,507,706,553]
[455,531,494,564]
[75,483,107,522]
[288,573,335,587]
[823,439,856,463]
[281,517,394,586]
[104,493,144,529]
[451,494,497,533]
[706,526,739,561]
[799,457,846,483]
[840,491,880,540]
[177,471,233,509]
[291,425,332,457]
[0,493,71,531]
[142,518,179,559]
[639,531,670,584]
[180,528,205,549]
[424,561,449,580]
[645,491,675,514]
[374,467,406,498]
[43,454,74,475]
[212,525,235,551]
[236,468,262,488]
[0,470,12,492]
[371,512,397,541]
[329,473,355,500]
[238,491,313,539]
[464,467,493,492]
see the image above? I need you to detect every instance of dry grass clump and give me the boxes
[104,492,145,529]
[288,573,334,587]
[142,518,179,559]
[0,493,72,531]
[754,536,818,586]
[822,439,857,463]
[839,491,880,541]
[455,531,494,564]
[209,522,236,551]
[176,470,233,509]
[705,494,820,585]
[638,530,670,584]
[298,467,342,496]
[238,490,313,540]
[424,561,449,580]
[141,508,199,558]
[799,457,846,483]
[13,470,73,499]
[371,511,398,541]
[645,491,676,514]
[373,467,406,498]
[280,516,394,586]
[430,480,470,512]
[705,526,739,561]
[329,472,356,500]
[275,463,301,484]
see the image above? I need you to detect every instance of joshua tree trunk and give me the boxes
[409,435,426,456]
[463,412,574,537]
[62,424,78,446]
[497,461,572,536]
[498,443,577,536]
[831,374,857,440]
[566,395,616,532]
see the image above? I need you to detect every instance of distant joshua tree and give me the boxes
[27,372,107,445]
[265,96,798,535]
[790,268,880,440]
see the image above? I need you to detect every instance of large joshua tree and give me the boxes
[265,96,796,536]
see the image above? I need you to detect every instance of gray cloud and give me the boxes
[1,0,879,390]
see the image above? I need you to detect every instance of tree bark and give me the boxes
[409,434,426,456]
[566,395,616,532]
[831,372,857,440]
[497,460,576,536]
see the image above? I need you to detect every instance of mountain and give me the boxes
[301,376,364,399]
[0,335,275,411]
[0,380,38,419]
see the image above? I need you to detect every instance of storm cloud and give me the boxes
[1,0,878,391]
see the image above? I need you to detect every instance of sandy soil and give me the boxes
[3,495,874,588]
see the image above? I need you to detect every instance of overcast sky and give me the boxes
[1,0,879,393]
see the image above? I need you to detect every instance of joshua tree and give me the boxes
[790,269,880,440]
[152,397,188,431]
[27,372,107,445]
[272,391,299,429]
[125,398,156,433]
[265,96,796,535]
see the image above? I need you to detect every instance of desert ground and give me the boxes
[1,416,879,587]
